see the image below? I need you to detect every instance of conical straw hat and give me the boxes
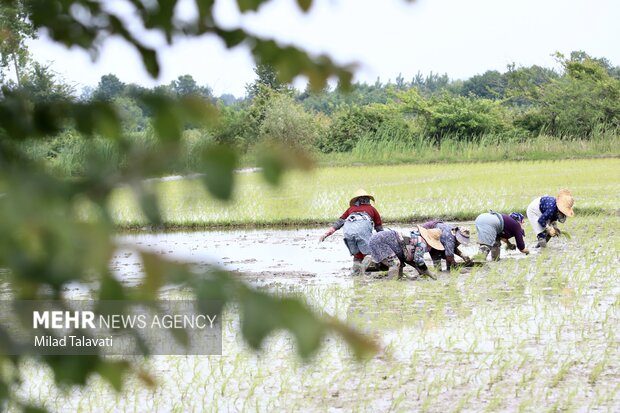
[455,226,471,245]
[556,189,575,217]
[418,226,444,251]
[349,189,375,206]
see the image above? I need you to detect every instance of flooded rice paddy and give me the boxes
[14,216,620,412]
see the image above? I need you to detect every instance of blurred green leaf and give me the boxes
[0,377,8,402]
[214,28,246,48]
[45,354,100,386]
[139,251,193,296]
[134,186,161,225]
[92,103,123,140]
[193,270,235,306]
[297,0,313,12]
[23,406,48,413]
[99,274,126,301]
[236,0,270,12]
[143,95,184,142]
[257,143,314,186]
[136,369,157,388]
[179,96,220,126]
[200,145,238,200]
[139,251,192,288]
[258,151,285,185]
[279,298,325,358]
[327,319,379,360]
[96,360,130,392]
[137,45,160,78]
[237,283,377,359]
[239,289,284,350]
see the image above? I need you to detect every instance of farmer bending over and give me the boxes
[526,189,575,248]
[365,226,439,280]
[474,211,529,260]
[319,189,383,275]
[420,220,471,271]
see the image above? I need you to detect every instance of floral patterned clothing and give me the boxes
[421,220,457,258]
[369,229,428,266]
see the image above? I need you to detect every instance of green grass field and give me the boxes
[108,158,620,228]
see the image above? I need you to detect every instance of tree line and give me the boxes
[3,50,620,174]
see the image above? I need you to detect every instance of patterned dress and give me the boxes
[369,229,428,266]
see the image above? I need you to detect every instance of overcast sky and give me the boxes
[26,0,620,97]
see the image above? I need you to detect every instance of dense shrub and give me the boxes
[259,94,327,149]
[537,59,620,137]
[210,105,255,151]
[422,93,509,140]
[319,105,412,152]
[113,96,147,132]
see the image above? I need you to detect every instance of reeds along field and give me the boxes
[107,158,620,228]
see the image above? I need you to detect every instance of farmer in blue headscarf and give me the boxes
[474,211,529,260]
[526,189,575,248]
[319,189,384,274]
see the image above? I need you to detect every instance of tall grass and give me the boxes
[319,131,620,166]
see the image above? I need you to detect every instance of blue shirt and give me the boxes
[538,196,559,228]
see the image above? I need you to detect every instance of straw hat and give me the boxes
[556,189,575,217]
[349,189,375,206]
[418,226,444,251]
[454,226,471,245]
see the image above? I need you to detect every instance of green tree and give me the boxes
[397,88,508,140]
[170,74,212,99]
[321,105,387,152]
[540,54,620,136]
[0,1,374,411]
[509,53,620,136]
[505,63,559,106]
[259,93,326,149]
[411,71,451,96]
[0,0,35,84]
[12,60,75,102]
[113,96,146,132]
[459,70,507,100]
[92,73,126,102]
[245,63,292,99]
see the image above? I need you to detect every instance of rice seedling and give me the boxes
[8,178,620,411]
[106,158,620,228]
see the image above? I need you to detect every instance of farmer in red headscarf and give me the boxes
[319,189,384,275]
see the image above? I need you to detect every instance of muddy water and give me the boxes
[111,224,532,287]
[113,227,353,287]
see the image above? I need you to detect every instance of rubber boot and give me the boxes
[478,245,491,260]
[360,255,373,275]
[490,241,501,261]
[536,232,547,248]
[350,257,363,276]
[382,257,401,280]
